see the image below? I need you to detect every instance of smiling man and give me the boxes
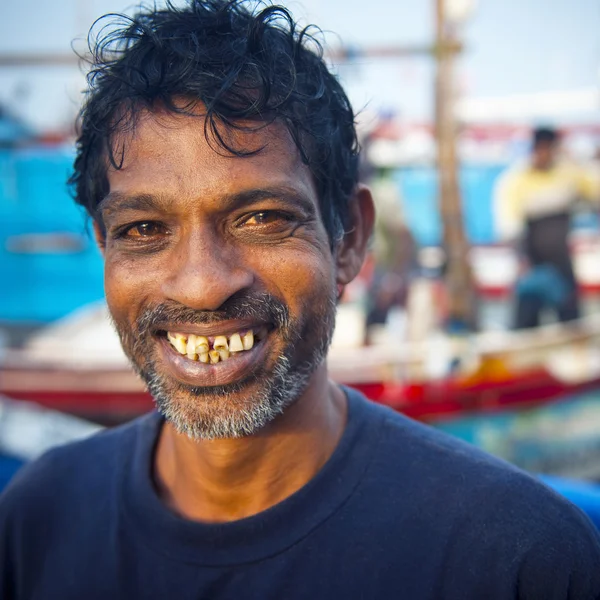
[1,1,600,599]
[101,112,346,448]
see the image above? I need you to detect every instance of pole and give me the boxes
[435,0,476,331]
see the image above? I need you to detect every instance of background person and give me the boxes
[494,126,600,328]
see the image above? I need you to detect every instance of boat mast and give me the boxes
[435,0,476,331]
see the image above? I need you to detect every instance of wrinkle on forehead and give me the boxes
[103,101,319,220]
[108,100,300,174]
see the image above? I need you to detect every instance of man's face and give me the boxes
[532,141,558,170]
[98,109,339,439]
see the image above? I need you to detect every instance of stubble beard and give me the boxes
[112,291,337,440]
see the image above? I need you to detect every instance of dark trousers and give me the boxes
[515,213,580,329]
[515,288,580,329]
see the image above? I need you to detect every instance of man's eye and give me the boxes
[122,222,166,238]
[242,211,292,227]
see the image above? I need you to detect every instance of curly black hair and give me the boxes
[70,0,360,247]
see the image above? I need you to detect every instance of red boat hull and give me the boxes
[3,366,599,425]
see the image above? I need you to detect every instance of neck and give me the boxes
[153,366,347,523]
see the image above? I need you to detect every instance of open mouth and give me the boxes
[156,325,270,365]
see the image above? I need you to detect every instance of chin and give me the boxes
[142,353,316,440]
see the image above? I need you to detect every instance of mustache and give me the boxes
[134,292,291,336]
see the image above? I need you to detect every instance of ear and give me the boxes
[334,184,375,288]
[92,220,106,256]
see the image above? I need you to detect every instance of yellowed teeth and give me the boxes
[167,330,255,363]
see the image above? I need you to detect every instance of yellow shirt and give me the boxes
[494,160,600,240]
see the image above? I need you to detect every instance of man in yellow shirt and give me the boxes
[494,127,599,328]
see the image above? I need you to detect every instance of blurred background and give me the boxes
[1,0,600,523]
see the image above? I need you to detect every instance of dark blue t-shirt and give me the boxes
[2,387,600,599]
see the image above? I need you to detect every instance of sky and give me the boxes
[0,0,598,132]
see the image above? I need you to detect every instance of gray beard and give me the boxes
[144,350,315,440]
[113,292,337,440]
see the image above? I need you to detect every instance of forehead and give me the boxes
[106,108,317,208]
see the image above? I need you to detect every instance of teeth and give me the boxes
[213,336,228,351]
[168,333,187,355]
[229,333,244,352]
[166,329,259,362]
[242,331,254,350]
[186,334,197,353]
[186,334,198,359]
[195,336,209,353]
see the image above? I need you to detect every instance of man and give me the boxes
[1,2,600,598]
[495,127,600,328]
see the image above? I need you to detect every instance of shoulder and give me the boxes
[351,392,600,593]
[559,160,600,195]
[365,396,597,525]
[0,413,159,596]
[0,412,156,521]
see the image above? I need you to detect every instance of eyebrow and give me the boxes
[98,186,317,218]
[98,192,160,216]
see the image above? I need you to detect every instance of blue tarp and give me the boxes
[0,148,105,322]
[394,165,506,246]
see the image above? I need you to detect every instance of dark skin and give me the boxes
[531,140,559,171]
[94,108,375,522]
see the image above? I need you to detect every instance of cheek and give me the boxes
[259,246,336,308]
[103,255,151,321]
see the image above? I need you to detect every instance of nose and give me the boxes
[161,227,254,311]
